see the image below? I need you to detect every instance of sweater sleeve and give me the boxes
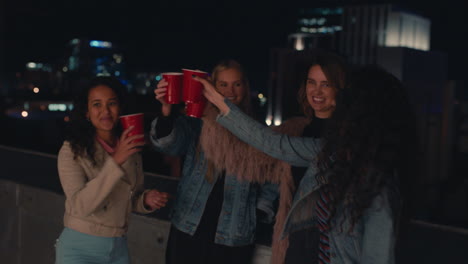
[57,142,125,217]
[131,155,155,214]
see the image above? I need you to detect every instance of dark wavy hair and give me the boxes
[297,52,347,118]
[65,76,127,165]
[317,65,417,232]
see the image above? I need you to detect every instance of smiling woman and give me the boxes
[55,76,169,264]
[86,85,121,143]
[151,59,278,264]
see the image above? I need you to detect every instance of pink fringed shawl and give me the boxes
[199,105,310,264]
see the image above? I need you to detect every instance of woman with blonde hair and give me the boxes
[150,59,278,264]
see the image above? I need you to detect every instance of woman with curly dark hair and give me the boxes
[196,64,415,264]
[55,76,169,264]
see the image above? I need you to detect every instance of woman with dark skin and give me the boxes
[195,65,415,264]
[56,76,169,264]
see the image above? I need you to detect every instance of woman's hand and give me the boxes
[144,189,170,210]
[192,76,230,115]
[154,79,172,117]
[112,126,145,165]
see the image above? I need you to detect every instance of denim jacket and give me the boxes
[150,115,278,247]
[217,100,397,264]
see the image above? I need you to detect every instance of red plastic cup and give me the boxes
[162,72,183,104]
[119,113,144,143]
[185,97,207,118]
[182,69,208,103]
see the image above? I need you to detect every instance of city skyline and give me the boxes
[1,0,466,85]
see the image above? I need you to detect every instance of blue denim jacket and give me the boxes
[217,100,397,263]
[150,115,278,246]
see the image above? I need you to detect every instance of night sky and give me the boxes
[1,0,466,89]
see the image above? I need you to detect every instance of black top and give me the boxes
[194,174,225,240]
[155,110,225,240]
[286,117,328,264]
[290,117,328,187]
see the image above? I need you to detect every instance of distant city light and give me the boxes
[64,116,70,122]
[48,104,67,111]
[62,66,68,72]
[265,115,273,126]
[89,40,113,49]
[115,71,120,76]
[317,18,326,25]
[26,62,37,69]
[33,87,40,93]
[294,36,305,51]
[113,54,123,63]
[258,93,264,99]
[21,111,28,118]
[145,81,151,87]
[334,26,343,31]
[155,75,162,81]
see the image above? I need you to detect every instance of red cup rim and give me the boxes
[119,113,144,118]
[162,72,183,76]
[182,68,208,74]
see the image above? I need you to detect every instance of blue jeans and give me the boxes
[55,227,130,264]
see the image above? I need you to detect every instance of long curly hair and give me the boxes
[65,76,127,166]
[297,52,347,118]
[317,65,417,232]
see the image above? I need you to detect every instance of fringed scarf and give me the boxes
[199,104,310,264]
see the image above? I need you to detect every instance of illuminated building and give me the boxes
[62,38,129,94]
[289,5,431,65]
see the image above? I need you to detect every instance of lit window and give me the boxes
[48,104,67,111]
[317,18,326,25]
[334,26,343,31]
[89,40,113,48]
[26,62,37,69]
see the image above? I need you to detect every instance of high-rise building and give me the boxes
[290,4,431,65]
[65,39,126,77]
[271,4,460,224]
[61,39,129,95]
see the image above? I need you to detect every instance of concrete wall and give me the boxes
[0,179,271,264]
